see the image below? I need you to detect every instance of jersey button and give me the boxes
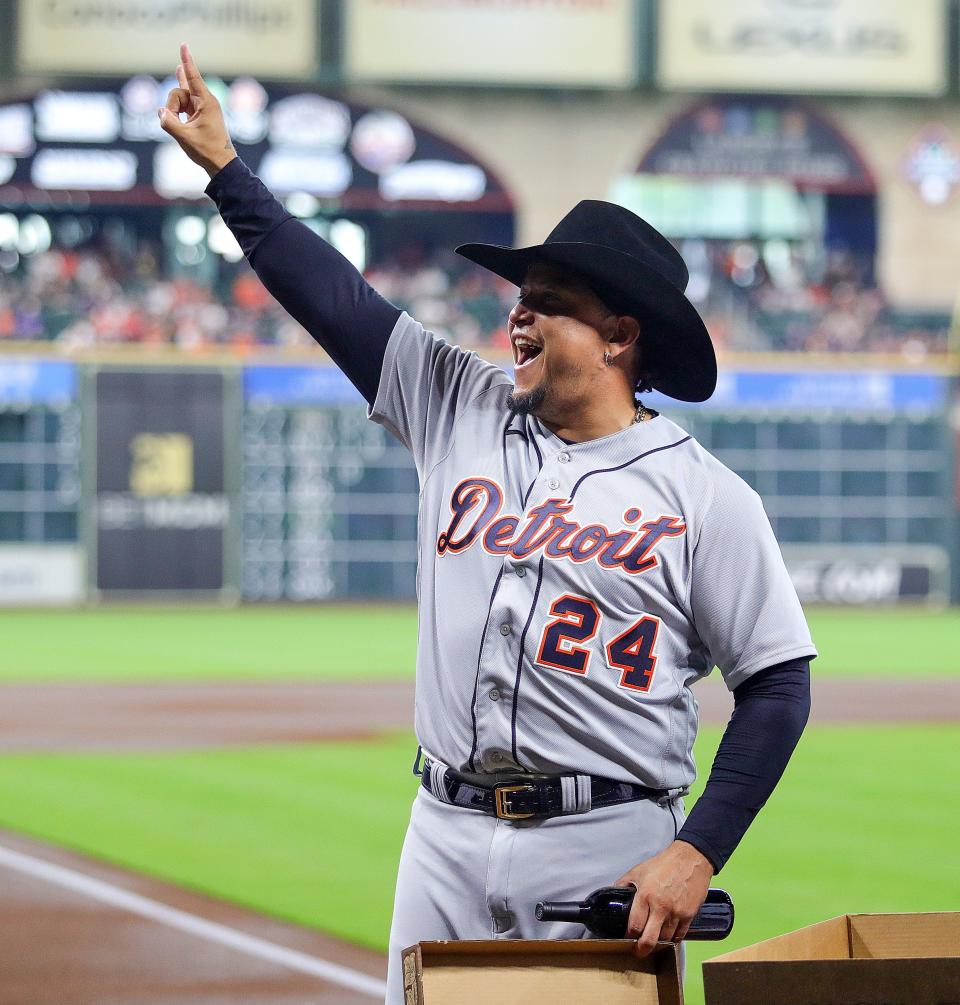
[489,688,500,701]
[558,451,570,463]
[548,478,560,490]
[499,624,511,636]
[515,567,526,578]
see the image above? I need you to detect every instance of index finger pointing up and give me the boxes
[179,43,206,96]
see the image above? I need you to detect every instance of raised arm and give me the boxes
[159,43,401,404]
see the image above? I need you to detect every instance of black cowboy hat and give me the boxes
[455,200,717,402]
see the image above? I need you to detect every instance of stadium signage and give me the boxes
[0,360,76,406]
[259,150,353,197]
[97,494,230,531]
[95,370,230,595]
[0,82,510,212]
[344,0,636,87]
[34,91,120,143]
[0,545,84,605]
[0,106,34,157]
[242,364,949,415]
[785,546,949,604]
[380,162,487,203]
[152,142,211,199]
[658,0,946,96]
[16,0,318,77]
[635,97,873,192]
[31,149,137,191]
[655,370,949,414]
[904,127,960,206]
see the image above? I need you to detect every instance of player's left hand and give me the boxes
[158,43,236,178]
[615,840,714,955]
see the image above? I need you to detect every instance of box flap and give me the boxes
[849,912,960,959]
[407,941,681,1005]
[416,939,668,960]
[703,916,851,964]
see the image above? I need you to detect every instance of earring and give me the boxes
[603,351,613,366]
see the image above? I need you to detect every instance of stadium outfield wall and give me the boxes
[0,351,956,607]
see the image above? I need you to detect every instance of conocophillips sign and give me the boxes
[657,0,946,96]
[17,0,317,77]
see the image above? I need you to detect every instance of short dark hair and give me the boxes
[634,359,655,393]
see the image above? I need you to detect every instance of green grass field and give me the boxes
[0,725,957,1005]
[2,605,958,680]
[1,605,957,1003]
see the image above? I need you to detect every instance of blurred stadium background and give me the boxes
[0,2,958,1004]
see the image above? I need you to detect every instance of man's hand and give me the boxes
[158,43,237,178]
[615,840,714,955]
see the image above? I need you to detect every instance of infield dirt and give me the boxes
[0,675,956,752]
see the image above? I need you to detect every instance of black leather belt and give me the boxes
[417,753,668,821]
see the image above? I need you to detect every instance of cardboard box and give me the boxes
[703,912,960,1005]
[402,939,683,1004]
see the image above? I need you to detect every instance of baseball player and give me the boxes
[161,46,816,1004]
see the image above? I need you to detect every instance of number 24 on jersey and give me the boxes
[535,594,660,693]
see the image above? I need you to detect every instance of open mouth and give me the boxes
[514,338,543,367]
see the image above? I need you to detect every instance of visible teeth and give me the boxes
[514,336,542,367]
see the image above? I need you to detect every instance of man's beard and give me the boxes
[506,383,547,416]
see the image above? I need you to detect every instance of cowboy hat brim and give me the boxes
[455,240,717,403]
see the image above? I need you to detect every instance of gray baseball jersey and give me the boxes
[370,312,817,792]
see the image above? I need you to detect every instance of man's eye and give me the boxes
[516,291,563,313]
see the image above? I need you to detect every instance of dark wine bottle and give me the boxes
[535,886,734,940]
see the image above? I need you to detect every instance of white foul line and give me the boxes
[0,843,386,1000]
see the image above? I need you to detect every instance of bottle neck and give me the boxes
[536,901,585,923]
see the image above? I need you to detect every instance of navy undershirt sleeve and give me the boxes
[676,656,811,873]
[205,157,401,405]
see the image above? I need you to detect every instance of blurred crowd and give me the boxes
[687,240,950,357]
[0,243,310,351]
[0,234,950,357]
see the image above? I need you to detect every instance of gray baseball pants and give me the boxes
[384,785,685,1004]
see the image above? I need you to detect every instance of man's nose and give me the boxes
[509,296,533,328]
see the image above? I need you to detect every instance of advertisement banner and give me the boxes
[95,370,229,593]
[244,365,363,406]
[630,97,873,191]
[783,545,950,604]
[0,81,513,211]
[657,0,945,96]
[654,370,949,414]
[17,0,317,78]
[0,359,76,406]
[345,0,636,86]
[243,363,949,414]
[0,546,85,604]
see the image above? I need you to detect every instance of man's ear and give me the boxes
[607,315,641,359]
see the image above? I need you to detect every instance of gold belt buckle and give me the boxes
[494,783,536,820]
